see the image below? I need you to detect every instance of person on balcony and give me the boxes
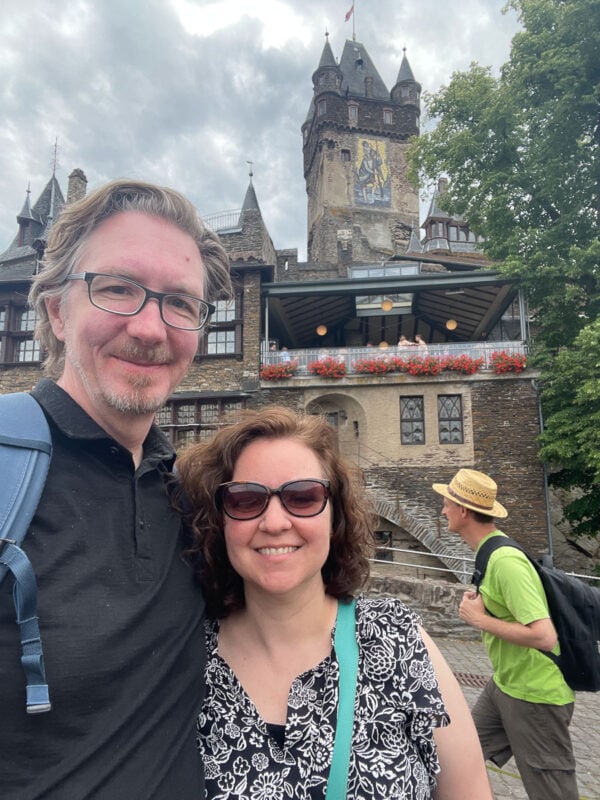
[176,407,493,800]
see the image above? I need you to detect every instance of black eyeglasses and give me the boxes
[218,479,331,520]
[66,272,215,331]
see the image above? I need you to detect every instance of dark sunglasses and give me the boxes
[218,479,331,520]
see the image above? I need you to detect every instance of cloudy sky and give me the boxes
[0,0,521,261]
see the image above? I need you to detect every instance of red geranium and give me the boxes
[307,357,346,378]
[490,351,527,374]
[259,361,298,380]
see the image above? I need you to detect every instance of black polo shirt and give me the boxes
[0,380,206,799]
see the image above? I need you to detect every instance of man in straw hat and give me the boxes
[432,469,578,800]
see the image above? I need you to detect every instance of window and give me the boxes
[400,396,425,444]
[17,339,41,362]
[19,309,37,331]
[0,303,42,364]
[207,329,236,354]
[198,292,242,358]
[317,99,327,117]
[341,149,351,162]
[212,298,236,323]
[156,396,246,446]
[348,104,358,123]
[351,263,418,317]
[383,109,393,125]
[448,225,457,241]
[438,395,463,444]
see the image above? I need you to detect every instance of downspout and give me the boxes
[532,379,554,559]
[518,288,530,343]
[264,294,270,357]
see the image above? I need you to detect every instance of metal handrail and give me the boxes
[372,545,600,584]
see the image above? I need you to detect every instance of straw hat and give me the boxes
[432,469,508,519]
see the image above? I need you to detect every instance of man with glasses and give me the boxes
[0,179,231,799]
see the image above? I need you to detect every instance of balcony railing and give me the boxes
[262,340,528,376]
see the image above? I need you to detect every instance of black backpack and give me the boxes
[472,536,600,693]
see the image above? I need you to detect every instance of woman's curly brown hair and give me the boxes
[175,405,375,619]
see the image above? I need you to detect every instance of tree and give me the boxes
[408,0,600,536]
[537,318,600,537]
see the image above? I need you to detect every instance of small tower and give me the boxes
[303,37,421,270]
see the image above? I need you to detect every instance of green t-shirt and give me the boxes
[478,532,575,705]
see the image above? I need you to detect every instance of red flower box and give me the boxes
[307,357,346,378]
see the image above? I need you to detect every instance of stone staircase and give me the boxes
[373,496,474,584]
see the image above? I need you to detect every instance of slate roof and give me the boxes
[396,52,416,84]
[0,175,65,266]
[338,39,389,99]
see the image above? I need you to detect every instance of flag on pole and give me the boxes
[345,3,354,21]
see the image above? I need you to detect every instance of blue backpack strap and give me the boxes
[0,392,52,713]
[0,541,51,712]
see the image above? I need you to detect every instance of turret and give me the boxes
[391,49,421,128]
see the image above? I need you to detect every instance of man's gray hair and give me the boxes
[29,179,232,377]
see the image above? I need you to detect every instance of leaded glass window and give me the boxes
[438,394,464,444]
[400,396,425,445]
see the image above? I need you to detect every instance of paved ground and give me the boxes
[433,637,600,799]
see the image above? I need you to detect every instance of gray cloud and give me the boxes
[0,0,519,260]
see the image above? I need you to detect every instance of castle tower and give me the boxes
[302,37,421,269]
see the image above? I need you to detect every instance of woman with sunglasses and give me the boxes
[176,406,492,799]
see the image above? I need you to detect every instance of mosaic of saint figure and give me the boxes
[354,139,391,206]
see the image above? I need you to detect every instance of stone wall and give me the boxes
[250,374,555,562]
[178,269,263,393]
[305,131,419,265]
[368,568,479,640]
[0,364,41,393]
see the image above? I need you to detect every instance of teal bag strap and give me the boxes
[326,598,358,800]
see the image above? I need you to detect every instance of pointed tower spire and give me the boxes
[17,185,36,224]
[396,47,416,82]
[311,34,343,96]
[391,47,421,116]
[406,224,424,254]
[242,180,260,213]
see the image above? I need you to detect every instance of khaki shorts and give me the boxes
[472,679,578,800]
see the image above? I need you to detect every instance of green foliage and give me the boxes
[408,0,600,536]
[538,319,600,535]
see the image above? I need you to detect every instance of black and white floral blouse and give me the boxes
[198,596,449,799]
